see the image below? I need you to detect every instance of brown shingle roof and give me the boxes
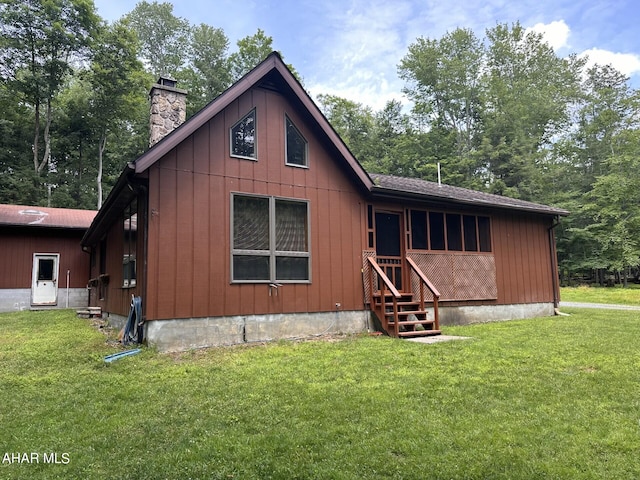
[370,173,568,216]
[0,204,97,229]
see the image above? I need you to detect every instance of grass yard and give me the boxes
[1,308,640,479]
[561,284,640,305]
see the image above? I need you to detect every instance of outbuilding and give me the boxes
[0,204,96,312]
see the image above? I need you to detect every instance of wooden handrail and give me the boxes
[367,257,401,336]
[367,257,401,298]
[406,257,440,298]
[406,257,440,331]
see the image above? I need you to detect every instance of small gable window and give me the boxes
[230,109,256,159]
[285,115,308,167]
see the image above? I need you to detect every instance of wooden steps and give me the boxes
[77,306,102,319]
[372,292,441,338]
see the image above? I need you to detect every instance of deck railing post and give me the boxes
[367,257,402,336]
[433,297,439,330]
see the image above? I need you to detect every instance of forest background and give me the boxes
[1,0,639,285]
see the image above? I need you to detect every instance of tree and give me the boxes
[583,140,640,285]
[228,29,274,80]
[123,1,190,77]
[317,94,376,168]
[51,75,95,208]
[0,0,99,192]
[399,28,484,185]
[88,20,146,208]
[0,79,38,204]
[228,29,300,82]
[481,22,584,199]
[555,65,640,284]
[178,23,231,114]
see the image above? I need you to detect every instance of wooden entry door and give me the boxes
[375,211,404,291]
[31,253,60,305]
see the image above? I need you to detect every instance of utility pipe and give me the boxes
[548,216,561,310]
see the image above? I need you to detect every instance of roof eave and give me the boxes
[81,163,137,248]
[371,186,569,217]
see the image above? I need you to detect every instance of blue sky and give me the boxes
[94,0,640,110]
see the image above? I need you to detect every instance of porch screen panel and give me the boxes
[463,215,478,252]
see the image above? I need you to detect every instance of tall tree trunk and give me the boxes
[33,99,40,173]
[36,99,53,175]
[97,132,107,209]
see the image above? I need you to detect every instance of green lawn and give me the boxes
[561,284,640,305]
[1,308,640,479]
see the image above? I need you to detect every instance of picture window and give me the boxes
[232,194,310,282]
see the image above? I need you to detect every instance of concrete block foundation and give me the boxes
[0,288,89,313]
[438,302,555,326]
[145,310,370,352]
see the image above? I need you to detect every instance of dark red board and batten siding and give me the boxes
[143,87,366,320]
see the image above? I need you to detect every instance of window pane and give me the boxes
[410,210,427,250]
[463,215,478,252]
[123,199,137,285]
[478,216,492,252]
[38,259,54,280]
[429,212,445,250]
[286,117,307,166]
[233,255,269,280]
[276,256,309,281]
[231,110,256,158]
[233,196,269,250]
[276,200,308,251]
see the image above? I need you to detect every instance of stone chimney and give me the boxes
[149,76,187,147]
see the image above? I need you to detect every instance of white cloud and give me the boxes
[305,0,414,110]
[526,20,571,51]
[578,48,640,77]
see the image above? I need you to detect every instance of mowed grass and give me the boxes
[561,284,640,305]
[1,308,640,479]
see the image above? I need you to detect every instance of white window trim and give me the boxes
[230,108,257,161]
[284,114,309,168]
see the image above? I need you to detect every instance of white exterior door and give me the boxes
[31,254,59,305]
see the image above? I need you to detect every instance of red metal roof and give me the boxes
[0,204,97,229]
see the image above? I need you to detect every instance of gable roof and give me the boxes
[370,174,569,216]
[133,51,374,191]
[84,52,566,248]
[0,204,97,229]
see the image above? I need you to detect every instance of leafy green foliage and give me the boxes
[0,0,99,178]
[123,1,190,77]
